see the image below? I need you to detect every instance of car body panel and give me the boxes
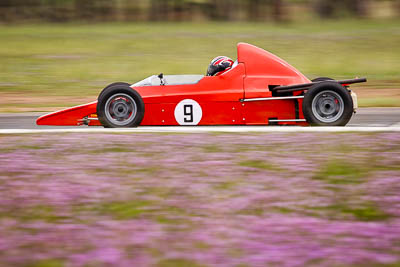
[238,43,311,99]
[36,101,100,126]
[140,102,243,126]
[243,99,307,126]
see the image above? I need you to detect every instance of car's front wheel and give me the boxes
[302,81,353,126]
[97,84,144,128]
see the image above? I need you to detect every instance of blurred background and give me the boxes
[0,0,397,22]
[0,0,399,112]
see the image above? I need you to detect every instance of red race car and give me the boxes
[36,43,366,127]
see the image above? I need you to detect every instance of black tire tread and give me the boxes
[98,82,131,102]
[311,77,334,82]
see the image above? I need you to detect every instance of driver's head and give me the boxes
[207,56,234,76]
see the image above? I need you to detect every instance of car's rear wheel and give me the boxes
[302,81,353,126]
[97,84,144,128]
[312,77,334,82]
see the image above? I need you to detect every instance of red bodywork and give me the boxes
[37,43,311,127]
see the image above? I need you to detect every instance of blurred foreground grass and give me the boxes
[1,19,400,112]
[1,132,400,266]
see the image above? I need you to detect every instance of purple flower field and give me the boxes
[0,132,400,267]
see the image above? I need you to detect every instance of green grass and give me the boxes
[26,259,64,267]
[157,258,206,267]
[312,160,367,185]
[97,200,155,220]
[358,97,400,107]
[0,205,68,223]
[1,19,400,111]
[239,159,281,171]
[310,202,391,221]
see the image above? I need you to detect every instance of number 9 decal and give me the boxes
[174,99,202,125]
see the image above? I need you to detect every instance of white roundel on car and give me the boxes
[174,99,202,125]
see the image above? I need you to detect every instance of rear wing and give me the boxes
[271,78,367,94]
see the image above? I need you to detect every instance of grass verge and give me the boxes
[1,19,400,111]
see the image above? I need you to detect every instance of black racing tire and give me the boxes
[97,84,144,128]
[98,82,131,101]
[312,77,334,82]
[302,81,353,126]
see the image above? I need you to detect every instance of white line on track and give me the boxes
[1,126,400,134]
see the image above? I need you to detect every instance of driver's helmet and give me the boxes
[207,56,234,76]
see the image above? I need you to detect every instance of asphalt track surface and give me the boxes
[0,108,399,133]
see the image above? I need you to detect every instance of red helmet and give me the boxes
[207,56,234,76]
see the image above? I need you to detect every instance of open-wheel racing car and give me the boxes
[36,43,366,127]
